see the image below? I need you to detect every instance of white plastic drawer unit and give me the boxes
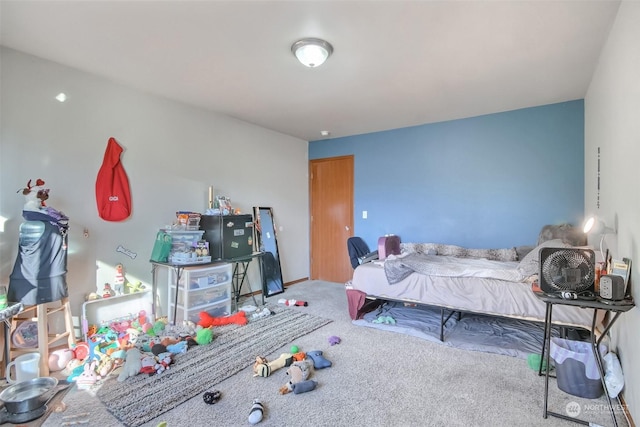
[168,262,232,324]
[179,299,231,324]
[169,263,231,291]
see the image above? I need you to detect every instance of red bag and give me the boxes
[95,137,132,221]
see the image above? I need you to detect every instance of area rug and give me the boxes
[353,301,570,359]
[95,307,332,427]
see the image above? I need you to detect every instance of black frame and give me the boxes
[253,207,284,297]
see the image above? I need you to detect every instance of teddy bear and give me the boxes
[118,348,143,382]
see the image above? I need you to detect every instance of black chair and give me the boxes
[347,237,378,269]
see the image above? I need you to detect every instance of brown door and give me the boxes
[309,155,354,283]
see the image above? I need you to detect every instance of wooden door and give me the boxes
[309,155,354,283]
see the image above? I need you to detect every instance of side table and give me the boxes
[534,291,634,427]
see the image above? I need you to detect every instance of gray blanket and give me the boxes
[383,253,525,284]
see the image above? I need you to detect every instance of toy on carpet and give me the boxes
[306,350,332,369]
[253,353,293,377]
[328,335,341,346]
[76,360,101,390]
[278,298,308,307]
[290,379,318,395]
[195,327,214,345]
[203,390,221,405]
[198,310,247,327]
[166,340,188,354]
[290,345,299,354]
[372,315,396,325]
[251,307,273,319]
[248,400,264,425]
[118,348,142,382]
[279,359,314,394]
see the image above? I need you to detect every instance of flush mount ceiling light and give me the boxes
[291,38,333,68]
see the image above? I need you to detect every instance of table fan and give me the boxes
[539,247,596,297]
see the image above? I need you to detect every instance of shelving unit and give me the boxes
[167,263,232,324]
[81,289,152,341]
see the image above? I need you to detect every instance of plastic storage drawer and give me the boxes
[173,283,229,309]
[169,263,231,291]
[179,299,231,324]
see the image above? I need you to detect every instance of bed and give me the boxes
[347,224,602,340]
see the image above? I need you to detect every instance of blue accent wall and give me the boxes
[309,101,585,249]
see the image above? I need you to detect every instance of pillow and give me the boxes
[517,239,572,277]
[537,224,587,246]
[400,243,517,262]
[516,245,535,261]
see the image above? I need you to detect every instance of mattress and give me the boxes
[351,260,597,330]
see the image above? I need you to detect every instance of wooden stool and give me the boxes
[9,297,76,377]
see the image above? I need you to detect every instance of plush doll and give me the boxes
[253,353,293,377]
[166,341,188,354]
[76,361,100,390]
[114,264,125,296]
[154,352,173,374]
[139,354,157,375]
[291,380,318,395]
[278,359,314,394]
[306,350,332,369]
[198,310,247,328]
[118,348,142,382]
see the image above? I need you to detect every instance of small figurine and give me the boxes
[114,264,125,296]
[103,283,114,298]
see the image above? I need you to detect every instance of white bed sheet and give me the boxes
[351,261,597,330]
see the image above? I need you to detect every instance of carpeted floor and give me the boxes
[93,306,330,426]
[41,280,630,427]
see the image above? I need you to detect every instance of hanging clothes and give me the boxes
[9,220,69,305]
[95,137,132,221]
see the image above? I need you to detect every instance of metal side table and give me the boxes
[534,291,634,427]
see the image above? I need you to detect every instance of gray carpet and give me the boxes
[42,281,630,427]
[95,305,331,426]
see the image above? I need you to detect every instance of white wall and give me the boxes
[585,1,640,421]
[0,47,309,321]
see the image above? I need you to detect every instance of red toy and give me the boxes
[198,310,247,328]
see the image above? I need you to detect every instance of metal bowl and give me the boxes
[0,377,58,414]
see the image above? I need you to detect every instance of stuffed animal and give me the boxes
[306,350,332,369]
[76,361,100,390]
[195,327,214,345]
[278,359,314,394]
[253,353,293,377]
[290,379,318,394]
[154,352,173,374]
[198,310,247,327]
[118,348,142,382]
[328,335,341,346]
[166,341,188,354]
[139,354,157,375]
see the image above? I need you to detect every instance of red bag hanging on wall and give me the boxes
[95,137,132,221]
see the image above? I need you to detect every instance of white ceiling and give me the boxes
[0,0,621,142]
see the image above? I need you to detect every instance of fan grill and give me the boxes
[540,248,595,293]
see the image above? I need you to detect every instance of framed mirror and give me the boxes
[253,207,284,297]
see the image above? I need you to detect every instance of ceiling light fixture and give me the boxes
[291,38,333,68]
[55,93,67,102]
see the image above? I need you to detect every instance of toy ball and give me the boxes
[290,345,299,354]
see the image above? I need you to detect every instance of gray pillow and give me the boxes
[517,239,571,277]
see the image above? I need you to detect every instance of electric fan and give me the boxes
[539,247,596,295]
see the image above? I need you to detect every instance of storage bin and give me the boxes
[550,337,606,399]
[180,299,231,324]
[174,283,229,309]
